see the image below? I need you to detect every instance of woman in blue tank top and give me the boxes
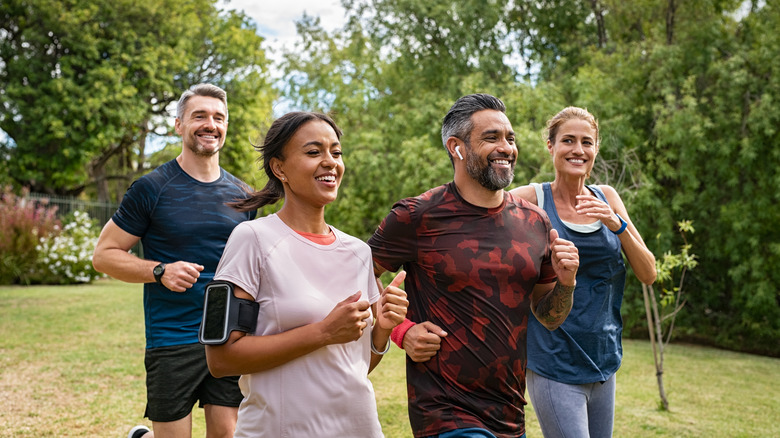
[510,107,656,438]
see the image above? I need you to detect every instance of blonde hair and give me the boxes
[545,106,599,146]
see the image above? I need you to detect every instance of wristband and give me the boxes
[370,337,391,355]
[390,318,416,349]
[613,214,628,235]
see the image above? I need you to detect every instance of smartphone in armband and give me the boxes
[199,280,259,345]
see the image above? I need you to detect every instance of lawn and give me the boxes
[1,279,778,437]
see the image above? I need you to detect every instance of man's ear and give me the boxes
[446,137,463,161]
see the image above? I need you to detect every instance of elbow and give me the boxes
[639,263,658,285]
[641,270,657,286]
[91,256,106,275]
[205,348,232,378]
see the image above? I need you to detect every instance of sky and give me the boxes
[223,0,348,66]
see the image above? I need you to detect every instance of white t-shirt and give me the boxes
[215,214,383,438]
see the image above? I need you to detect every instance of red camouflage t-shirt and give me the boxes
[368,182,556,438]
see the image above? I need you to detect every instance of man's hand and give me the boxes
[403,321,448,362]
[161,261,204,292]
[376,271,409,329]
[549,228,578,286]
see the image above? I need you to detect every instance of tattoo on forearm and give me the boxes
[535,282,575,327]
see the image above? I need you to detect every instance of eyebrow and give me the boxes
[301,140,341,148]
[190,109,227,118]
[480,129,515,137]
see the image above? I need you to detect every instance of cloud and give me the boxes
[225,0,346,54]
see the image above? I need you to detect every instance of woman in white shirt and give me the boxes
[206,112,408,438]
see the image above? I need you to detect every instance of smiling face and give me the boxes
[548,118,599,178]
[272,119,344,208]
[462,109,517,191]
[175,95,228,157]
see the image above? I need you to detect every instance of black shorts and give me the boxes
[144,343,242,422]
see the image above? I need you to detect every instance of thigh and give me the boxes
[586,373,616,438]
[144,344,210,422]
[526,369,590,438]
[198,373,242,408]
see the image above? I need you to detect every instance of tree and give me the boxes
[643,220,697,410]
[0,0,275,201]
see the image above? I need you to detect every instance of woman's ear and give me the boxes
[547,139,554,156]
[270,157,286,182]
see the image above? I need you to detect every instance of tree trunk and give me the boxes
[643,283,669,410]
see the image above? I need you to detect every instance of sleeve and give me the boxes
[112,179,155,238]
[367,199,419,273]
[213,223,263,299]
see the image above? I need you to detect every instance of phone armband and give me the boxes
[199,280,259,345]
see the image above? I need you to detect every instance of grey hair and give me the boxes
[176,83,228,121]
[441,93,506,147]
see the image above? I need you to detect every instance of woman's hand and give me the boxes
[575,194,623,232]
[376,271,408,329]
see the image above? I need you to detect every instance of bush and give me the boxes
[31,210,104,285]
[0,186,61,284]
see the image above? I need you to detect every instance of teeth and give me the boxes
[568,159,585,164]
[316,175,335,182]
[492,160,510,165]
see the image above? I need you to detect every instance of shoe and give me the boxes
[127,425,151,438]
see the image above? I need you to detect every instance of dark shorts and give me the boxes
[144,343,242,422]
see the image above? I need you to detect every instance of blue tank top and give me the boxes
[526,182,627,384]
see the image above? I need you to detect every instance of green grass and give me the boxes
[1,279,778,437]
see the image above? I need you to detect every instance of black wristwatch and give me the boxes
[153,263,166,285]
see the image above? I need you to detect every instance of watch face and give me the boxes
[154,265,163,275]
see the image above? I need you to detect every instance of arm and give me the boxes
[92,219,204,292]
[373,261,447,363]
[531,228,578,330]
[576,186,657,285]
[368,271,408,373]
[205,285,372,378]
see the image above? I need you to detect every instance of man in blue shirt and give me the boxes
[93,84,256,438]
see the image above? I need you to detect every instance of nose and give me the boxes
[322,151,338,168]
[496,137,516,155]
[203,116,217,130]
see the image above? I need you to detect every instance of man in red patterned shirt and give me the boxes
[368,94,579,438]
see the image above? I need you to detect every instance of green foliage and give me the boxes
[31,211,105,285]
[654,221,697,322]
[276,0,780,356]
[0,187,61,284]
[0,0,275,200]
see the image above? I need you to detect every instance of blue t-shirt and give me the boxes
[526,182,627,384]
[112,159,256,348]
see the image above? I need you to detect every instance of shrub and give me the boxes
[31,210,104,284]
[0,186,61,284]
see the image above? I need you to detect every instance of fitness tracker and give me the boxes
[153,263,166,284]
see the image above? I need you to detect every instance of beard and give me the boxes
[185,136,223,157]
[464,146,515,191]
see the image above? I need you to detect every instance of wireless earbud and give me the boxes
[455,145,464,160]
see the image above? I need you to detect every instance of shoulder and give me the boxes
[390,183,450,216]
[508,184,538,205]
[593,184,622,204]
[506,191,550,226]
[220,168,253,192]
